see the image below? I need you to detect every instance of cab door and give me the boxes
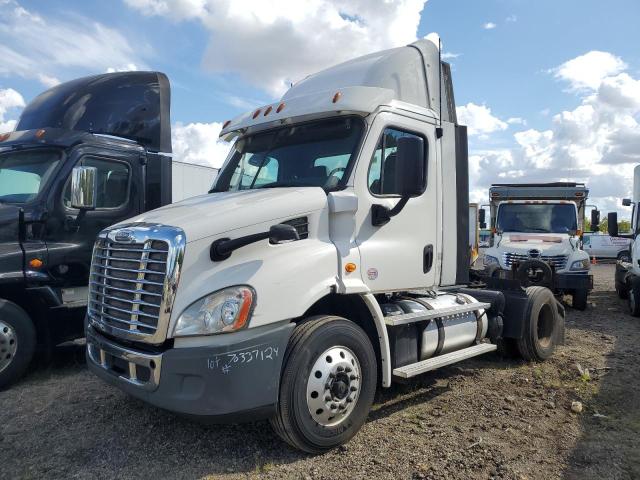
[44,146,144,295]
[353,113,438,292]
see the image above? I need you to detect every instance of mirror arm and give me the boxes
[210,232,270,261]
[371,196,410,227]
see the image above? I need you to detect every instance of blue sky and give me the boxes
[1,0,639,212]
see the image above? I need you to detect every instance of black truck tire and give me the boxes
[270,316,377,454]
[572,289,588,311]
[0,300,36,390]
[616,279,629,300]
[516,286,560,361]
[628,280,640,317]
[617,251,631,263]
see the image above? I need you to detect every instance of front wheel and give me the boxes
[0,300,36,390]
[628,281,640,317]
[270,316,377,453]
[618,251,631,263]
[572,289,588,311]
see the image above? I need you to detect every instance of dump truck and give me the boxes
[480,183,593,310]
[0,72,217,389]
[85,37,565,453]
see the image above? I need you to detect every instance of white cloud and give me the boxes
[172,122,230,168]
[470,51,640,213]
[505,15,517,23]
[507,117,526,126]
[106,64,140,73]
[553,51,627,92]
[0,1,148,87]
[125,0,428,97]
[483,22,497,30]
[457,103,508,136]
[0,87,25,132]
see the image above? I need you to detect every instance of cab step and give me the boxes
[392,343,498,379]
[384,301,491,326]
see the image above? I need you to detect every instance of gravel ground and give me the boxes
[1,264,638,480]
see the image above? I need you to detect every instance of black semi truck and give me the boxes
[0,72,216,388]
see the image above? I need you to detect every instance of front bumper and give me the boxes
[554,272,593,291]
[86,321,294,422]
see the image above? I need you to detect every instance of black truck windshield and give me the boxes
[0,150,61,203]
[213,117,363,192]
[497,203,578,234]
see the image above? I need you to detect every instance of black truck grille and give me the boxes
[88,239,169,336]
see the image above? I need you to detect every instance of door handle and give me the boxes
[424,244,433,273]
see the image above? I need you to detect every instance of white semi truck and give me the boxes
[481,183,593,310]
[85,38,565,453]
[609,165,640,315]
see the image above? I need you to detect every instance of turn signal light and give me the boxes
[332,91,342,103]
[276,102,286,113]
[35,129,46,138]
[0,132,9,142]
[345,262,357,273]
[264,106,272,116]
[252,109,261,119]
[29,258,43,269]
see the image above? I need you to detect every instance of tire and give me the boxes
[270,316,377,453]
[628,281,640,317]
[616,280,629,300]
[571,289,588,311]
[618,251,631,263]
[516,286,561,361]
[0,300,36,390]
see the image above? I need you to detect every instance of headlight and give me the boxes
[484,255,499,266]
[173,286,255,337]
[570,259,590,271]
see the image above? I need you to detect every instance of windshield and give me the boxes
[497,203,578,234]
[0,150,62,203]
[213,117,364,192]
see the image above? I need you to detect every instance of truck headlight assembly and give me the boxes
[570,259,590,271]
[173,286,255,337]
[484,255,499,266]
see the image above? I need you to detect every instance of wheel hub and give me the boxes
[306,346,361,427]
[0,320,18,374]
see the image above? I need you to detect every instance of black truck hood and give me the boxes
[16,71,171,153]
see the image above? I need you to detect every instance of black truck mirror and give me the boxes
[395,136,425,197]
[608,212,619,237]
[590,209,600,232]
[70,166,97,210]
[622,198,632,207]
[479,209,487,230]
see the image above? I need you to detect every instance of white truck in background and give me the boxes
[609,165,640,315]
[84,37,565,453]
[480,183,593,310]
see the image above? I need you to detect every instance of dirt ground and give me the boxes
[0,264,638,480]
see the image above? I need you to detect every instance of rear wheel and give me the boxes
[270,316,377,453]
[572,289,588,311]
[516,286,561,361]
[618,251,631,263]
[616,280,629,300]
[0,300,36,390]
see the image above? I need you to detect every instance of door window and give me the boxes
[368,128,426,195]
[64,157,130,209]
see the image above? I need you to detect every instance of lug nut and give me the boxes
[338,404,346,410]
[345,366,352,373]
[325,395,332,401]
[350,386,357,392]
[337,366,344,372]
[349,374,357,380]
[330,403,337,410]
[346,397,353,403]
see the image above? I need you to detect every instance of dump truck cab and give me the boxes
[482,183,593,310]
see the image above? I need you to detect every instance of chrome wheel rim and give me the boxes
[0,320,17,374]
[306,346,361,427]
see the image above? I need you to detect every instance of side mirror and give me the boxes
[394,136,425,197]
[71,166,97,210]
[269,224,299,244]
[622,198,632,207]
[590,209,600,232]
[608,212,619,237]
[479,209,487,230]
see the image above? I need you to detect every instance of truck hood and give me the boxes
[120,187,329,243]
[497,233,574,255]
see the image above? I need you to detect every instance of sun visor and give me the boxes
[16,71,171,153]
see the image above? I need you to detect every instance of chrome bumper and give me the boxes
[86,327,162,392]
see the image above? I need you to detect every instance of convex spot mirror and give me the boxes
[622,198,632,207]
[479,209,487,229]
[71,166,97,210]
[394,136,425,197]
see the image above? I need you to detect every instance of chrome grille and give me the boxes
[87,224,185,344]
[503,253,568,270]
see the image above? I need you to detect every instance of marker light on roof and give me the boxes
[35,129,46,138]
[332,92,342,103]
[252,109,261,119]
[223,120,231,129]
[0,133,9,142]
[276,103,285,113]
[264,106,272,116]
